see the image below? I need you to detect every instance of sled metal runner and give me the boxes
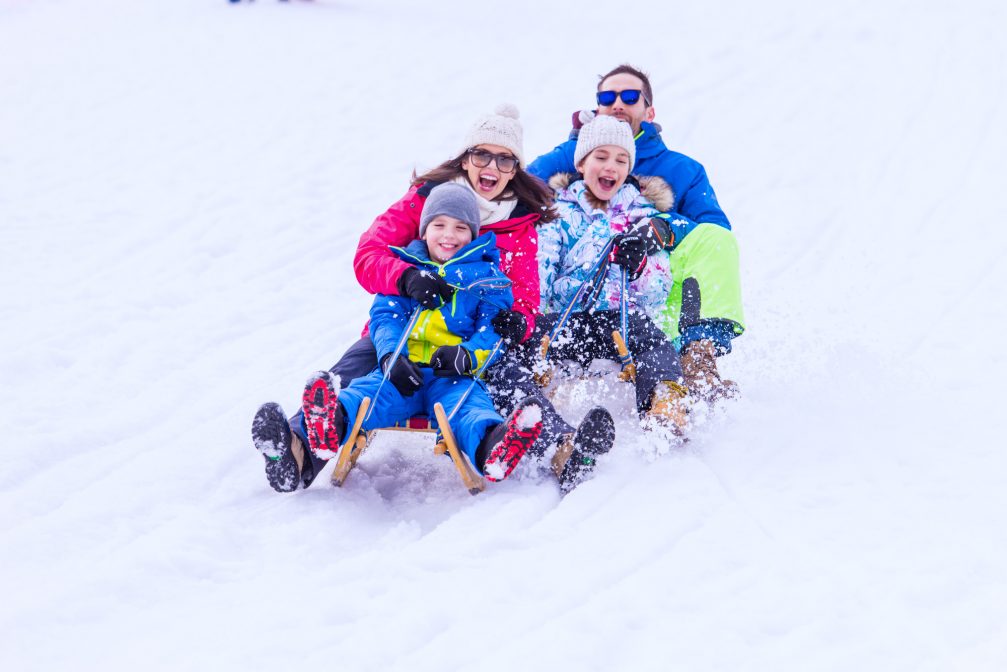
[329,398,486,495]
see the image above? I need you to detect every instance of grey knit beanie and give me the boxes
[574,115,636,168]
[419,183,481,240]
[461,103,525,168]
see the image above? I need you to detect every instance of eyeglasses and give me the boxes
[596,89,649,107]
[466,148,518,174]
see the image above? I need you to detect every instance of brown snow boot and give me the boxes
[680,339,738,402]
[646,381,690,436]
[551,407,616,494]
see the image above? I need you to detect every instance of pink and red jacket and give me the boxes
[353,181,541,342]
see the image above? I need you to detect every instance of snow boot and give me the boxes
[646,380,690,437]
[680,339,738,402]
[552,406,616,495]
[481,396,545,482]
[301,371,346,461]
[252,402,305,493]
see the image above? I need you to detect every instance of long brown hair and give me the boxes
[412,150,557,224]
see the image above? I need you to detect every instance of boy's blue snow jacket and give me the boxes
[528,121,730,248]
[369,233,513,374]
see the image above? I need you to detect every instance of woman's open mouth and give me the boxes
[477,173,499,192]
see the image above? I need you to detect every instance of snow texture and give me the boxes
[516,402,543,430]
[2,0,1007,670]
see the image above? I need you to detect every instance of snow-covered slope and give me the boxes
[2,1,1005,670]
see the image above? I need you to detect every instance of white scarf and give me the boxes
[452,176,518,225]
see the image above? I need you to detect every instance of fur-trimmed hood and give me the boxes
[548,173,675,212]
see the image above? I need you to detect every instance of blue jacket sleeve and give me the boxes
[368,294,415,364]
[646,161,730,247]
[460,284,514,373]
[460,301,506,374]
[676,163,731,231]
[653,212,698,251]
[528,139,578,182]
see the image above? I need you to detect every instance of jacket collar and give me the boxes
[556,179,642,216]
[393,232,498,270]
[635,121,669,160]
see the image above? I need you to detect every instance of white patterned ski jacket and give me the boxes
[538,174,674,318]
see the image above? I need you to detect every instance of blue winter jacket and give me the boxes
[369,233,513,374]
[528,121,730,248]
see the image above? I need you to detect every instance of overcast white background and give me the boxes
[2,0,1005,670]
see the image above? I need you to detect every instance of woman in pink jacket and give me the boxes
[354,104,548,344]
[252,105,614,494]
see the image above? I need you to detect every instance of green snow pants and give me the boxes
[657,223,746,354]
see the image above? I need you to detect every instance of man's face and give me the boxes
[597,72,655,135]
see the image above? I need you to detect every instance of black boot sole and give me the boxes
[252,402,299,493]
[558,406,616,494]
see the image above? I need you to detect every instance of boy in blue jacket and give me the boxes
[253,183,544,492]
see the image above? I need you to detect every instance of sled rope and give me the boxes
[364,306,422,423]
[443,337,504,426]
[615,266,637,381]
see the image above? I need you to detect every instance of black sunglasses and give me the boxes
[466,148,518,174]
[596,89,649,107]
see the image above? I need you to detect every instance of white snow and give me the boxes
[2,0,1007,670]
[516,402,543,430]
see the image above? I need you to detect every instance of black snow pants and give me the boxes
[522,309,684,414]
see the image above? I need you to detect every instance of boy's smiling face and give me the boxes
[577,145,631,202]
[424,214,473,264]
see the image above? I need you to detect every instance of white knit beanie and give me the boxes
[574,115,636,168]
[461,103,525,168]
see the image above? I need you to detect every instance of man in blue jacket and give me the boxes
[528,64,745,401]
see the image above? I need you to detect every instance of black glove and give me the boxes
[491,310,528,344]
[429,345,473,378]
[627,216,673,253]
[610,233,648,281]
[382,354,423,396]
[396,267,454,309]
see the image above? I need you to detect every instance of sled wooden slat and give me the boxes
[433,402,486,495]
[331,397,370,486]
[328,398,484,495]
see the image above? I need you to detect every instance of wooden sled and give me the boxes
[329,398,486,496]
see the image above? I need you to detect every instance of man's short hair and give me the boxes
[597,64,653,106]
